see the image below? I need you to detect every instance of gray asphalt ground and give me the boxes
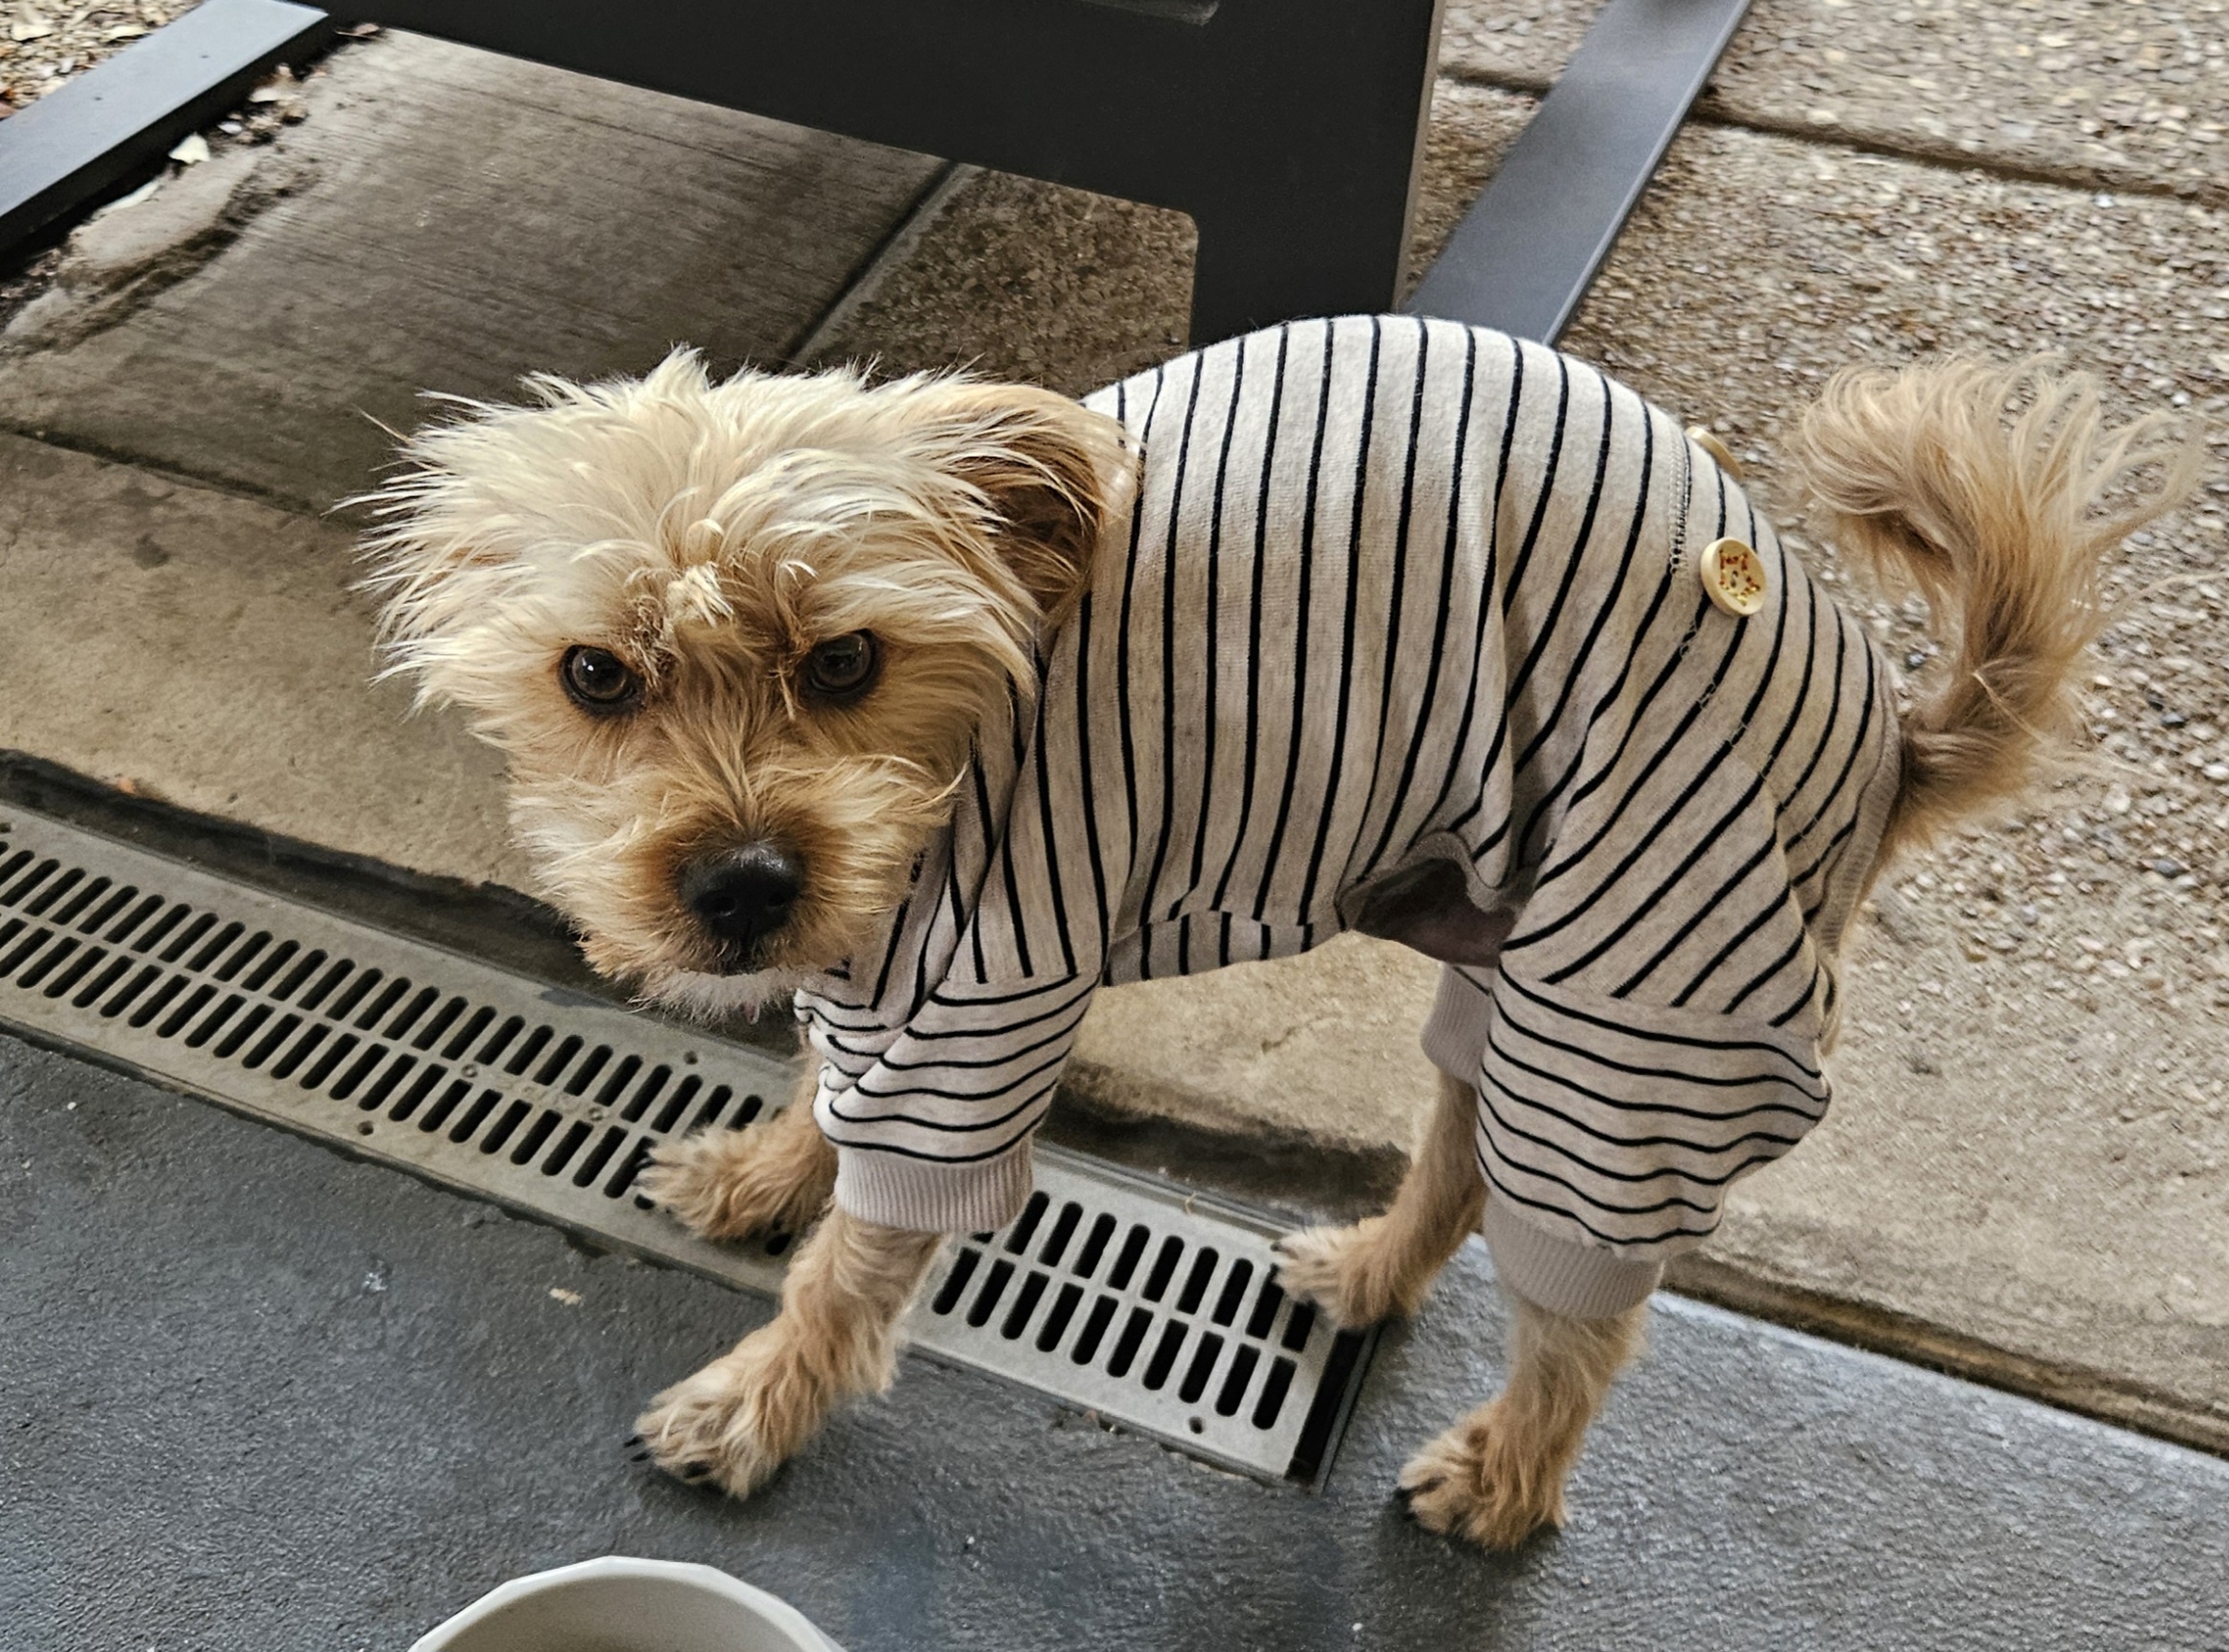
[4,1034,2224,1652]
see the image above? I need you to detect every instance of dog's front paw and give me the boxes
[1275,1216,1422,1328]
[632,1325,827,1498]
[638,1117,833,1242]
[1395,1403,1566,1551]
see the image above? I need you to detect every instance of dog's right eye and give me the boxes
[560,646,641,713]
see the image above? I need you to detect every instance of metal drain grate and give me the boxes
[0,803,1371,1483]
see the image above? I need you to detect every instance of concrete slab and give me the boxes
[1443,0,2229,204]
[0,429,525,890]
[0,28,944,511]
[6,1036,2226,1652]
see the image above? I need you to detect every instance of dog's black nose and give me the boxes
[677,843,804,960]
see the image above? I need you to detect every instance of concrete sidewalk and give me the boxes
[7,1035,2225,1652]
[0,5,2224,1470]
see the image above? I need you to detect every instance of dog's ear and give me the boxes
[909,382,1133,626]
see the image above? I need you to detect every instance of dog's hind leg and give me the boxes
[632,1204,941,1497]
[639,1062,837,1241]
[1275,1070,1486,1327]
[1397,1291,1645,1550]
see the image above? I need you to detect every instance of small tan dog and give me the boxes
[364,319,2188,1550]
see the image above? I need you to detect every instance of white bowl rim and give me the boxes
[408,1555,842,1652]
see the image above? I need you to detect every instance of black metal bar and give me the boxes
[346,0,1444,343]
[0,0,332,254]
[1405,0,1751,344]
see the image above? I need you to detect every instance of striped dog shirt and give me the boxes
[801,315,1900,1319]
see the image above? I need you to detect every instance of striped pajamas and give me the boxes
[804,316,1899,1318]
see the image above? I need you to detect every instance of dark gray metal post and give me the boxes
[340,0,1445,343]
[1405,0,1752,343]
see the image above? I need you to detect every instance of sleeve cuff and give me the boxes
[1421,964,1496,1082]
[832,1142,1035,1234]
[1482,1196,1664,1319]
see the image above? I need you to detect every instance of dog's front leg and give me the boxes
[639,1063,837,1241]
[1397,1291,1644,1550]
[1275,1070,1486,1326]
[633,1205,943,1496]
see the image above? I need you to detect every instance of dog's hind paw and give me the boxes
[632,1327,825,1499]
[1274,1216,1429,1328]
[1396,1404,1567,1552]
[638,1111,834,1242]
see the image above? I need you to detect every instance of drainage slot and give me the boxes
[1036,1282,1082,1352]
[1072,1212,1115,1277]
[418,1080,471,1134]
[504,1023,553,1076]
[1004,1191,1049,1255]
[389,1064,445,1123]
[1254,1358,1296,1428]
[18,935,79,992]
[967,1259,1016,1328]
[998,1272,1047,1341]
[448,1088,502,1145]
[1107,1225,1149,1291]
[1216,1345,1258,1416]
[508,1107,561,1166]
[932,1248,982,1317]
[1179,1333,1224,1404]
[1071,1297,1117,1365]
[479,1100,531,1155]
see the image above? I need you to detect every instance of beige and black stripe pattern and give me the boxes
[803,317,1897,1298]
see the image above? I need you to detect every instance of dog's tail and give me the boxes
[1796,356,2199,854]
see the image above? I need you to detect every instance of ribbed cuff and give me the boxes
[832,1144,1034,1235]
[1420,965,1496,1082]
[1482,1197,1663,1319]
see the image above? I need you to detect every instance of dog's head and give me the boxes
[362,352,1131,1016]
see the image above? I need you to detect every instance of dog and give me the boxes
[362,317,2190,1549]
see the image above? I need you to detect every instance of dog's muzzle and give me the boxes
[676,842,804,971]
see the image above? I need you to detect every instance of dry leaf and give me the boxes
[90,175,163,218]
[167,132,208,165]
[10,21,56,42]
[548,1287,583,1306]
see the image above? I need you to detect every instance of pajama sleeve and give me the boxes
[808,975,1098,1233]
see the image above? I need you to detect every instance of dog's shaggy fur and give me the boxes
[365,344,2192,1550]
[363,358,1128,1017]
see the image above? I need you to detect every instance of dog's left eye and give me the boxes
[803,633,879,700]
[560,645,642,712]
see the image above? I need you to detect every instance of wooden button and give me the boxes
[1685,425,1743,479]
[1699,537,1768,616]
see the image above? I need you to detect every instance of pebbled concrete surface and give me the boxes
[5,1034,2227,1652]
[1442,0,2229,204]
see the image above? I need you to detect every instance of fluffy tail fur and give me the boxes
[1796,357,2200,855]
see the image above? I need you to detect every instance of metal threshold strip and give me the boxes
[0,801,1372,1486]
